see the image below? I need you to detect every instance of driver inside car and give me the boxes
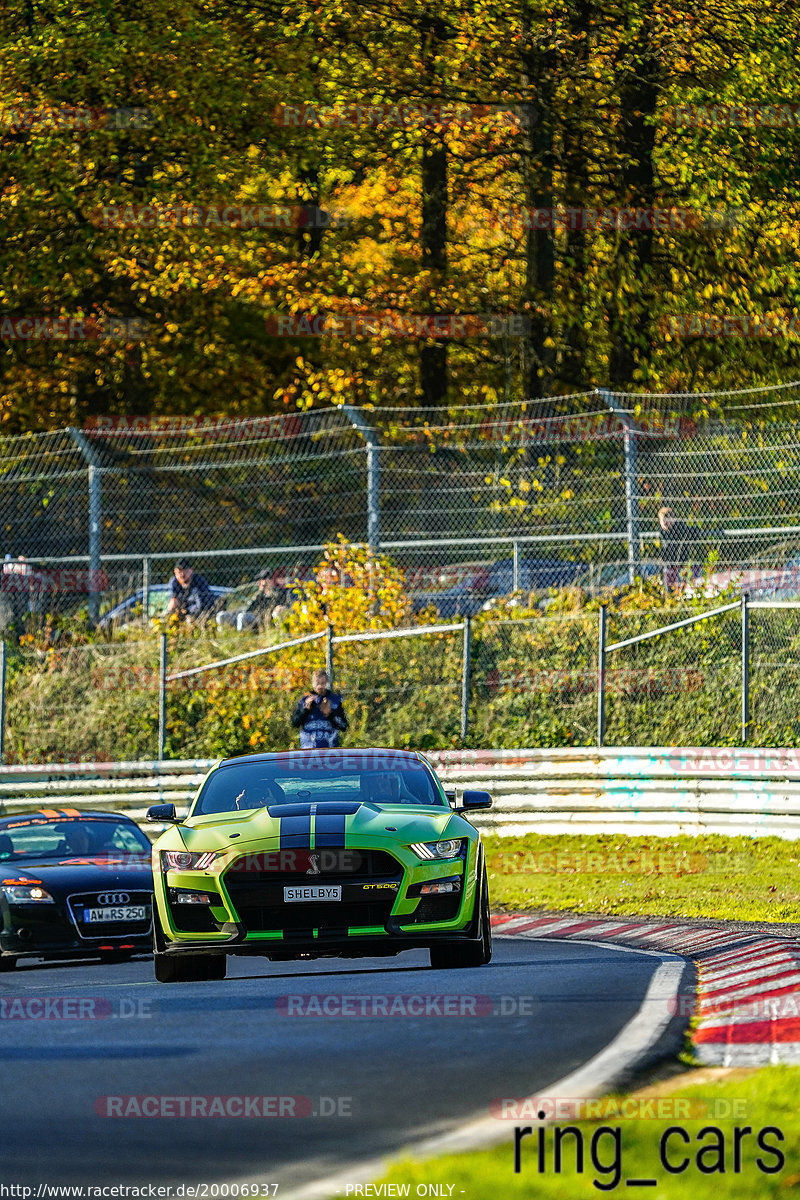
[55,823,94,857]
[361,772,400,804]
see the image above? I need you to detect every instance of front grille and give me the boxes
[224,848,403,935]
[227,848,401,882]
[407,893,463,924]
[67,891,152,940]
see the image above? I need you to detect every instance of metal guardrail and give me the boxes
[2,748,800,839]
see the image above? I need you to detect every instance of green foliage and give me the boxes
[486,832,800,922]
[3,543,799,761]
[1,0,799,424]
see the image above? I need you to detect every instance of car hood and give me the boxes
[0,857,153,889]
[177,800,460,851]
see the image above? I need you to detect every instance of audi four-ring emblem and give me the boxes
[96,892,130,905]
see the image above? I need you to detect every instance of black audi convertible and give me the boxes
[0,809,154,969]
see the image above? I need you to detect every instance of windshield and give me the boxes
[193,756,445,816]
[0,817,152,861]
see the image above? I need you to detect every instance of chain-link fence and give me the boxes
[601,604,744,748]
[5,382,800,628]
[6,598,800,764]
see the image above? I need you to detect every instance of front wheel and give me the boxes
[429,866,492,969]
[152,901,227,983]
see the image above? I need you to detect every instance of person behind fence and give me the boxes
[658,507,693,591]
[166,557,216,621]
[291,668,348,748]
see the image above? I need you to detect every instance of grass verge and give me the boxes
[372,1066,800,1198]
[484,832,800,923]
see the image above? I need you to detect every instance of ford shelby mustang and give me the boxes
[0,809,154,968]
[148,748,493,982]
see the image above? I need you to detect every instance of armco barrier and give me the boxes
[1,747,800,838]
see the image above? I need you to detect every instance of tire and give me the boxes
[0,952,17,972]
[154,952,226,983]
[429,866,492,969]
[152,900,226,983]
[99,951,133,965]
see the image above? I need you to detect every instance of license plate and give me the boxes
[283,886,342,903]
[84,905,148,923]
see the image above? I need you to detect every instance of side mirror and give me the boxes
[444,788,457,808]
[147,803,180,823]
[458,789,493,812]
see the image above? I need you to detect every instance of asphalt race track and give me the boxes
[0,939,685,1191]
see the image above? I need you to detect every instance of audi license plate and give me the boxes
[284,886,342,903]
[84,905,148,922]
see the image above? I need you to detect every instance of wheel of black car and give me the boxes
[0,952,16,972]
[98,950,133,965]
[429,865,492,970]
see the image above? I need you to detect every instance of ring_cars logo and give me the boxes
[96,892,130,905]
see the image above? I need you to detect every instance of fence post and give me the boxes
[157,632,167,762]
[597,604,607,747]
[0,640,6,765]
[741,591,750,743]
[326,623,334,687]
[143,556,151,625]
[341,405,381,552]
[460,616,472,741]
[597,389,641,585]
[67,427,103,626]
[512,541,520,592]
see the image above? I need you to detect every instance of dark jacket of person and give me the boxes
[169,572,215,616]
[290,690,348,749]
[660,520,693,569]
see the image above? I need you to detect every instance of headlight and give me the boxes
[161,850,216,872]
[409,839,467,861]
[2,884,56,903]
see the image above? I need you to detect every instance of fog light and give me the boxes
[169,889,213,905]
[420,880,461,895]
[407,876,463,898]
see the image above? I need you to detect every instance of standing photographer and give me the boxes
[290,668,348,748]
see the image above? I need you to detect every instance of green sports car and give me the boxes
[147,748,493,982]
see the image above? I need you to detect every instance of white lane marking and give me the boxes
[496,918,581,936]
[699,977,800,1006]
[701,953,797,979]
[275,942,687,1200]
[700,961,799,989]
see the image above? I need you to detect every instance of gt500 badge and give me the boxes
[361,883,399,890]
